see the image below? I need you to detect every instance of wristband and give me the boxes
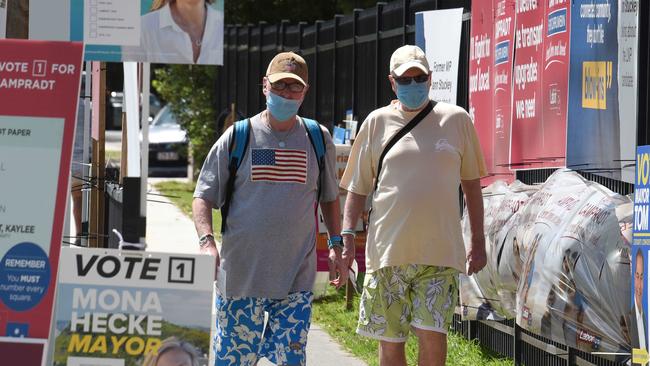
[327,235,344,250]
[198,233,215,247]
[341,229,356,238]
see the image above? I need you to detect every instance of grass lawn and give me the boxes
[153,180,222,239]
[154,180,512,366]
[313,288,512,366]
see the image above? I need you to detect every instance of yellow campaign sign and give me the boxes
[633,348,649,365]
[582,61,613,110]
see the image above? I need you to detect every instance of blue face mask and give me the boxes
[396,80,429,109]
[266,91,302,121]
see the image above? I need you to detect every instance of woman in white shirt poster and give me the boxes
[123,0,224,65]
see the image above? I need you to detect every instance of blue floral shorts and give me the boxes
[214,291,313,366]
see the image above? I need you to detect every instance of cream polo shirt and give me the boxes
[340,100,487,274]
[121,3,223,65]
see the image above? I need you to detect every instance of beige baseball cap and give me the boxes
[266,52,308,86]
[390,45,430,77]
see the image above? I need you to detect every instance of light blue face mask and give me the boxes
[396,80,429,109]
[266,91,302,121]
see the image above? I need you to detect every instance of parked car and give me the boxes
[107,91,164,130]
[144,105,188,176]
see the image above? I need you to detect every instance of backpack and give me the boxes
[220,117,326,233]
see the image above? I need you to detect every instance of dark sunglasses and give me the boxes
[393,74,429,85]
[270,80,305,92]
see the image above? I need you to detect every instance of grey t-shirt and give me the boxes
[194,113,339,299]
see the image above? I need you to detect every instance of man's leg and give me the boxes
[214,295,266,366]
[356,266,411,364]
[262,291,313,366]
[409,266,459,366]
[412,327,447,366]
[379,340,407,366]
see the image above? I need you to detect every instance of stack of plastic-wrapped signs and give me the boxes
[460,169,633,358]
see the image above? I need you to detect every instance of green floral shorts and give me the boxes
[357,264,458,342]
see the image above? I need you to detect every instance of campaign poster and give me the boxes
[566,0,620,179]
[632,146,650,364]
[0,0,7,39]
[468,0,496,185]
[540,0,570,168]
[29,0,224,65]
[490,0,516,184]
[510,0,548,169]
[52,248,215,366]
[415,8,463,105]
[618,0,639,184]
[0,39,83,364]
[316,145,365,272]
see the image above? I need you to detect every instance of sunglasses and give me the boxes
[393,74,429,85]
[270,80,305,92]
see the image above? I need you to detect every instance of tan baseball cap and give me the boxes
[390,45,430,77]
[266,52,308,86]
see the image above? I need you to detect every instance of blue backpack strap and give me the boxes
[222,119,251,233]
[302,118,326,201]
[303,118,326,165]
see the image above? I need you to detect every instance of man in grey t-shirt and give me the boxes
[192,52,348,366]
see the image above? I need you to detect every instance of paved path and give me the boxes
[144,179,367,366]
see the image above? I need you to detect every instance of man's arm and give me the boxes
[320,198,347,288]
[461,178,486,275]
[192,197,219,262]
[342,191,367,265]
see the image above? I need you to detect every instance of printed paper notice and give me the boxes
[84,0,140,46]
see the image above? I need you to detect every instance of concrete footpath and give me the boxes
[144,178,367,366]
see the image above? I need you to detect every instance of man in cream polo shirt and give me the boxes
[340,45,488,366]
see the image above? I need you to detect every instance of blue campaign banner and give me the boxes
[566,0,620,179]
[633,146,650,361]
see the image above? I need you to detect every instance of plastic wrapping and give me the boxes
[460,169,633,356]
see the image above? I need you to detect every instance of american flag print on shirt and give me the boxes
[251,148,308,184]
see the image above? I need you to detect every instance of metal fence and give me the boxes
[216,0,650,364]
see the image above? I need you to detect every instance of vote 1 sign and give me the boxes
[51,248,215,366]
[0,39,83,365]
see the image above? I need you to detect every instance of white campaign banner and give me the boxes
[416,8,463,105]
[0,0,7,39]
[618,0,639,183]
[53,248,215,365]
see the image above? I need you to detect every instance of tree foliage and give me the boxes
[152,65,217,178]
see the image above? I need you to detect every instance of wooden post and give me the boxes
[345,278,354,310]
[89,62,106,248]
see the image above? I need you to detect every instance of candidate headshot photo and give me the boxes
[122,0,224,65]
[630,248,648,350]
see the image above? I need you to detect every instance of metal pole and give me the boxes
[258,21,267,111]
[375,3,386,109]
[280,19,289,52]
[352,9,361,120]
[246,24,252,116]
[233,25,240,110]
[332,15,343,126]
[402,0,410,45]
[314,20,323,120]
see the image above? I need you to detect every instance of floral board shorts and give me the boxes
[214,291,313,366]
[357,264,458,342]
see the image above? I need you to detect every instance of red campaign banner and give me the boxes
[491,0,516,183]
[541,0,570,168]
[469,0,497,185]
[510,1,548,168]
[0,39,83,365]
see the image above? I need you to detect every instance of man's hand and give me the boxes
[199,238,220,279]
[466,234,487,275]
[329,247,348,289]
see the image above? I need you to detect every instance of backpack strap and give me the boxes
[374,101,434,192]
[303,117,326,201]
[221,119,251,233]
